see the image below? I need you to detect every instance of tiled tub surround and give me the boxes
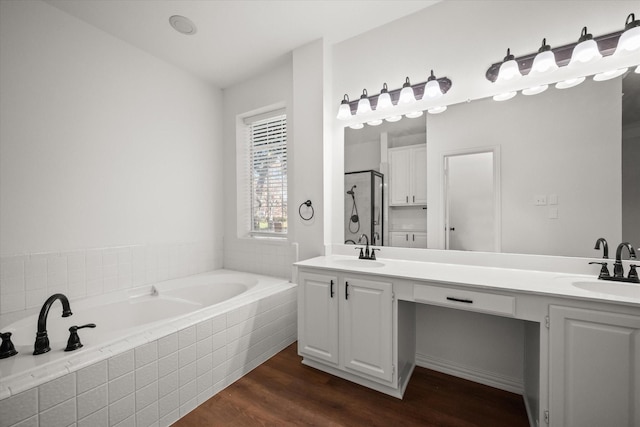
[0,272,297,427]
[0,241,223,316]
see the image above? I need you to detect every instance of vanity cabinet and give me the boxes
[297,268,414,397]
[389,231,427,248]
[548,305,640,427]
[388,145,427,206]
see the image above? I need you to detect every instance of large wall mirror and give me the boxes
[344,71,640,258]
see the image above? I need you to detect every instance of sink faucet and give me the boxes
[594,237,608,258]
[613,242,637,279]
[34,294,72,355]
[355,233,379,260]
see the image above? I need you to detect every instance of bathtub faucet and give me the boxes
[33,293,73,355]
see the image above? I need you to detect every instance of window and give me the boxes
[245,111,287,236]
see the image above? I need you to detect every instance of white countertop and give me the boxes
[295,255,640,307]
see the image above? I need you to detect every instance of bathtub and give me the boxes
[0,269,297,427]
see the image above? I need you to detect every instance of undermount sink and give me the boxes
[333,259,385,268]
[572,281,640,298]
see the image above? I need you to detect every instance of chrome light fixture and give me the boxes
[615,13,640,55]
[356,89,372,115]
[568,27,602,66]
[530,39,558,75]
[424,70,444,98]
[398,77,417,104]
[336,94,352,120]
[496,49,522,82]
[376,83,393,110]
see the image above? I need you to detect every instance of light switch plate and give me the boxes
[548,207,558,219]
[534,195,547,206]
[549,194,558,205]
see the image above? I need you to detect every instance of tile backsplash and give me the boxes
[0,241,222,315]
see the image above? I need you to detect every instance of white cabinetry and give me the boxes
[389,231,427,248]
[549,305,640,427]
[297,269,414,397]
[389,145,427,206]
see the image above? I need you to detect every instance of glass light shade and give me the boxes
[593,68,628,82]
[531,50,558,75]
[555,76,586,89]
[497,59,521,81]
[349,123,364,130]
[424,79,443,98]
[615,14,640,54]
[367,119,383,126]
[385,115,403,123]
[376,91,393,110]
[356,97,372,115]
[336,103,352,120]
[522,85,549,96]
[493,91,517,101]
[405,111,424,119]
[427,106,447,114]
[398,86,416,104]
[569,40,602,66]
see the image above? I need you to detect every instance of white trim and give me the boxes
[415,352,524,394]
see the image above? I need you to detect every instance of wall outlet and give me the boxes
[549,194,558,205]
[534,195,547,206]
[548,207,558,219]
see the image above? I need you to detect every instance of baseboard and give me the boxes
[415,352,524,394]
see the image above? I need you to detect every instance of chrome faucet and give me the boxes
[589,237,611,279]
[355,233,379,260]
[34,294,73,355]
[612,242,638,282]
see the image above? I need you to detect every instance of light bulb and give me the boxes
[336,94,352,120]
[375,83,393,111]
[530,39,558,75]
[615,13,640,55]
[522,85,549,96]
[493,92,517,101]
[569,27,602,66]
[497,49,522,82]
[356,89,372,115]
[555,76,586,89]
[593,68,628,81]
[398,77,416,104]
[367,119,383,126]
[349,123,364,130]
[424,70,443,98]
[405,111,424,119]
[427,106,447,114]
[385,115,403,123]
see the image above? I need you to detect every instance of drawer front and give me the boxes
[414,284,515,316]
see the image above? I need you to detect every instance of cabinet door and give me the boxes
[411,145,428,205]
[390,231,411,248]
[389,148,411,205]
[411,232,428,248]
[549,306,640,427]
[341,277,393,382]
[298,272,339,364]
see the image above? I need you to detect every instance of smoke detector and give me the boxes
[169,15,197,35]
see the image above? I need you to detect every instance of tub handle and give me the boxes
[65,323,96,352]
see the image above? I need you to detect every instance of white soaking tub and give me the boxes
[0,269,297,421]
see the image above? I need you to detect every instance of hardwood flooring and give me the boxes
[174,343,529,427]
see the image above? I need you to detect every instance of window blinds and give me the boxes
[247,113,287,234]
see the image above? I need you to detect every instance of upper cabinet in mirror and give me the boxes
[344,71,640,258]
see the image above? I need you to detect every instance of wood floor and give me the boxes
[174,343,529,427]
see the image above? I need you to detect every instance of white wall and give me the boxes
[0,1,223,313]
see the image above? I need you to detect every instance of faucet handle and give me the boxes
[354,247,364,259]
[589,261,610,279]
[370,248,380,260]
[0,332,18,359]
[65,323,96,352]
[628,264,638,281]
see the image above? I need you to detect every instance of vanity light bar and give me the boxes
[486,29,624,82]
[337,76,453,118]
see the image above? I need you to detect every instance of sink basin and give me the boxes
[572,281,640,298]
[333,259,385,268]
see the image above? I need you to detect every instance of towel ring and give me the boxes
[298,200,314,221]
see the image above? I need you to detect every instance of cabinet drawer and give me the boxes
[414,284,515,316]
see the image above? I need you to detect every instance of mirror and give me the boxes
[344,71,640,258]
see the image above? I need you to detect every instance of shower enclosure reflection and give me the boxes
[344,171,383,246]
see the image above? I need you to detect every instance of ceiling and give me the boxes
[46,0,440,89]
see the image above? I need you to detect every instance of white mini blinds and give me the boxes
[245,110,287,235]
